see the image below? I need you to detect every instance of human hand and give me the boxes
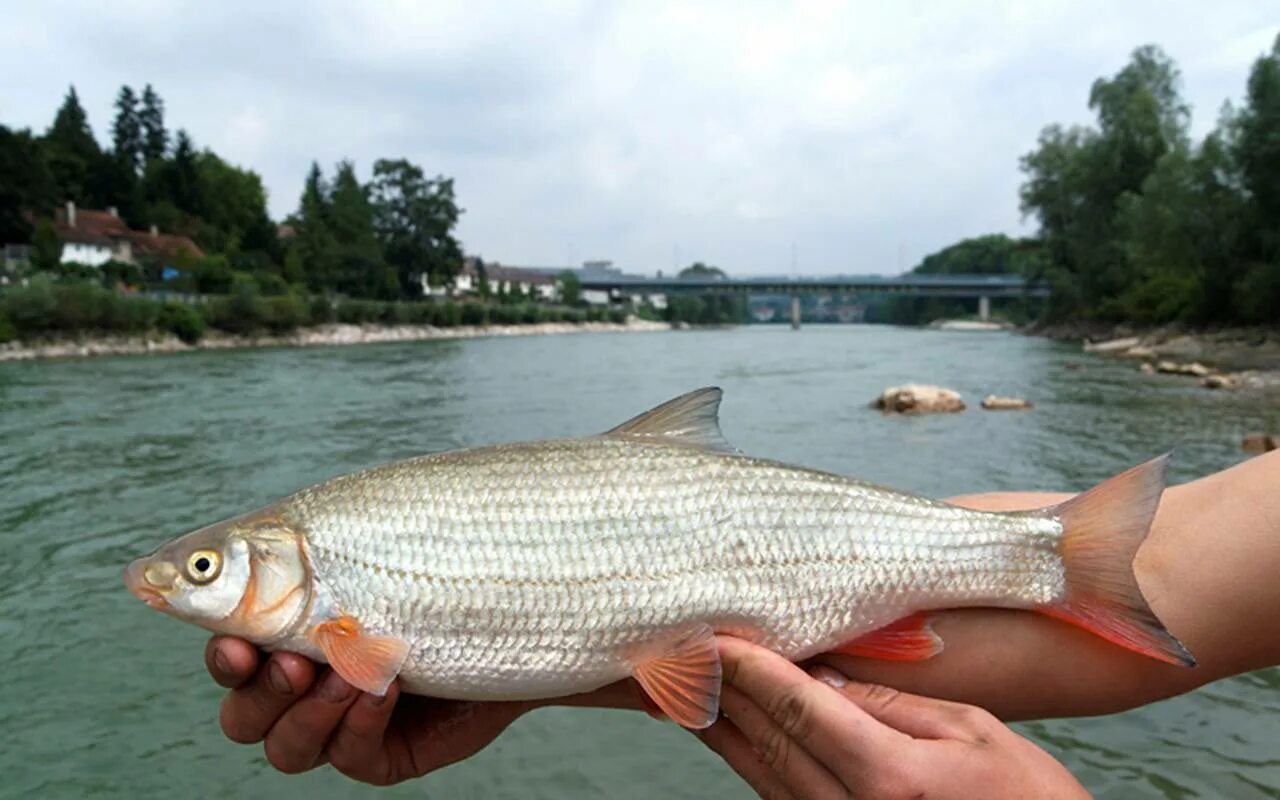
[699,637,1090,800]
[205,636,533,786]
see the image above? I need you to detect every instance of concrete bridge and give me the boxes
[576,273,1049,326]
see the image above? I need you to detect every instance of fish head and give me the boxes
[124,510,312,643]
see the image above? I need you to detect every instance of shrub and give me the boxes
[159,302,205,343]
[253,270,290,296]
[460,301,488,326]
[263,294,310,333]
[437,302,462,327]
[336,299,382,324]
[309,295,337,324]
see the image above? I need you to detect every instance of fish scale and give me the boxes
[277,436,1066,700]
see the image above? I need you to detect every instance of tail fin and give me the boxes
[1038,454,1196,667]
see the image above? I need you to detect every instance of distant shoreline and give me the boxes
[1024,321,1280,373]
[0,318,672,362]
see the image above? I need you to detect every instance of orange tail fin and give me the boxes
[1038,454,1195,667]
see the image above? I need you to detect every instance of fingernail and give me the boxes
[810,667,847,688]
[367,690,389,707]
[213,646,232,677]
[319,670,353,702]
[267,659,293,695]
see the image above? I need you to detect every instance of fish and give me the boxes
[124,387,1194,729]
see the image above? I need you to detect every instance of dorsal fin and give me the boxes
[604,387,737,453]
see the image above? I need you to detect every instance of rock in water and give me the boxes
[1242,434,1278,455]
[1140,362,1156,374]
[1201,374,1238,390]
[1083,337,1140,353]
[875,385,965,414]
[981,395,1032,411]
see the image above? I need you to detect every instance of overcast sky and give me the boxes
[3,2,1276,275]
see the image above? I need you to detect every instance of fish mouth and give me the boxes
[124,559,171,610]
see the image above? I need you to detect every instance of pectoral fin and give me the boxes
[311,615,409,696]
[629,625,722,729]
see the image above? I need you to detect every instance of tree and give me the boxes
[292,161,339,293]
[196,151,276,259]
[558,270,582,306]
[1020,46,1190,319]
[111,86,143,176]
[31,220,63,272]
[166,130,202,214]
[1237,34,1280,263]
[140,84,167,162]
[678,262,727,280]
[327,161,390,297]
[369,158,464,297]
[43,86,102,205]
[0,126,58,242]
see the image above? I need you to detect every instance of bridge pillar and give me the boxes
[978,295,990,322]
[790,295,801,329]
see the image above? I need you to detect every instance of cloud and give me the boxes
[2,1,1275,274]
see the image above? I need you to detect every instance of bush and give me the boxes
[437,302,462,327]
[159,302,205,343]
[309,295,336,324]
[460,301,488,326]
[205,281,266,334]
[253,270,290,296]
[0,313,15,343]
[336,299,382,324]
[263,294,310,333]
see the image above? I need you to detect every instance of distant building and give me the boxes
[53,201,204,267]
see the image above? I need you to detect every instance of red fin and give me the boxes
[629,625,721,729]
[828,613,943,660]
[1038,454,1196,667]
[311,615,409,695]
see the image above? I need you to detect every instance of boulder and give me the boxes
[1242,434,1278,455]
[1156,360,1211,377]
[1201,374,1238,390]
[981,395,1032,411]
[1139,362,1156,374]
[1123,346,1157,359]
[875,385,965,414]
[1083,337,1140,354]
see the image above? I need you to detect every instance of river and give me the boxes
[1,326,1276,799]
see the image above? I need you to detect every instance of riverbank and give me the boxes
[0,318,672,362]
[1026,322,1280,374]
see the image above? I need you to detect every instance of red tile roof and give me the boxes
[53,206,204,261]
[54,207,131,246]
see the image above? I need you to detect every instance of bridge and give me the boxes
[575,273,1049,327]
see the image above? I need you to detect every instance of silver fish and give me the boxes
[125,387,1193,728]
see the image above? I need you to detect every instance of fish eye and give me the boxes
[187,550,221,583]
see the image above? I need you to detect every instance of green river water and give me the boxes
[1,326,1277,798]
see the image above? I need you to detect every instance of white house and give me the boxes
[52,202,203,268]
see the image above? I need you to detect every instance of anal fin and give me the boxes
[827,613,943,661]
[311,615,409,696]
[629,625,721,729]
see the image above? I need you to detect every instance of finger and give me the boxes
[719,684,846,797]
[205,637,258,689]
[719,637,904,766]
[219,652,317,745]
[263,668,361,774]
[809,666,999,741]
[325,681,401,784]
[694,718,799,800]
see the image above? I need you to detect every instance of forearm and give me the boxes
[815,450,1280,721]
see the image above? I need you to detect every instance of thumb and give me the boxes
[808,667,998,741]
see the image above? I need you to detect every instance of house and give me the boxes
[53,201,204,267]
